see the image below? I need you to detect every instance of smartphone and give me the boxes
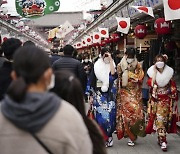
[104,53,109,57]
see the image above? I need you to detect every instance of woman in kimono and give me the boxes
[146,54,178,152]
[89,47,117,147]
[116,47,145,146]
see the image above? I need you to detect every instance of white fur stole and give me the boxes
[94,58,115,92]
[147,65,174,87]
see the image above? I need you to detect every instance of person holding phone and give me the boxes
[88,47,117,147]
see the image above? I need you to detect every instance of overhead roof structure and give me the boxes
[32,11,83,28]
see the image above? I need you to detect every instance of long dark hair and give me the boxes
[7,46,51,102]
[51,71,107,154]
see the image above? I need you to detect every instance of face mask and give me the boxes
[127,58,134,64]
[84,59,89,63]
[104,57,110,64]
[155,61,165,68]
[47,74,55,90]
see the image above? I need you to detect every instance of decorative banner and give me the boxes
[99,28,109,38]
[154,18,171,35]
[163,0,180,21]
[85,36,93,45]
[134,25,147,39]
[131,6,154,17]
[76,42,82,49]
[93,32,101,43]
[116,17,130,34]
[82,38,87,47]
[56,21,74,38]
[0,0,7,6]
[15,0,60,18]
[48,27,58,39]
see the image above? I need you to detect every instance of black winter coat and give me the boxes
[52,56,87,92]
[0,61,13,101]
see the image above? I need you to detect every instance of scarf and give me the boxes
[120,56,138,86]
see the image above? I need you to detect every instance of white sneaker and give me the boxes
[128,139,135,146]
[105,137,113,147]
[161,142,167,152]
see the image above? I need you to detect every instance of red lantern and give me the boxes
[104,38,110,44]
[3,37,8,41]
[111,33,120,43]
[100,39,106,47]
[154,18,171,35]
[135,25,147,39]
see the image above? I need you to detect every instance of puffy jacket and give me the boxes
[52,56,87,91]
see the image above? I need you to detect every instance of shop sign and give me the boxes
[128,0,163,17]
[136,38,151,48]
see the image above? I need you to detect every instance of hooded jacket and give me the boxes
[0,92,92,154]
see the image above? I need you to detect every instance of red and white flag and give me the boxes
[76,42,82,49]
[85,35,93,45]
[163,0,180,21]
[92,32,101,43]
[131,6,154,17]
[116,17,130,34]
[82,38,87,47]
[99,28,109,38]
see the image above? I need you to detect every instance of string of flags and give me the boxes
[73,1,180,48]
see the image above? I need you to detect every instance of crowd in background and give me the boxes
[0,38,179,153]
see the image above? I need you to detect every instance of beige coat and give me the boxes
[0,100,93,154]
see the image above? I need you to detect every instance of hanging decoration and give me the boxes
[99,28,109,38]
[116,17,130,34]
[163,0,180,21]
[134,25,147,39]
[100,39,106,47]
[154,18,171,35]
[131,6,154,17]
[15,0,60,18]
[92,32,101,43]
[111,33,120,43]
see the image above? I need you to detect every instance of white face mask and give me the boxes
[104,57,110,64]
[47,74,55,90]
[155,61,165,68]
[127,58,134,64]
[84,59,89,63]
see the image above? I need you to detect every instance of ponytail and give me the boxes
[7,77,27,102]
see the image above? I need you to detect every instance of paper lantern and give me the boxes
[154,18,171,35]
[134,25,147,39]
[100,39,106,47]
[111,33,120,42]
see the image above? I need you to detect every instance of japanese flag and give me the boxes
[93,32,101,43]
[163,0,180,21]
[99,28,109,38]
[76,42,82,49]
[116,17,130,34]
[85,36,93,45]
[131,6,154,17]
[82,38,87,47]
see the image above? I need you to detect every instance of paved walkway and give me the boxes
[107,133,180,154]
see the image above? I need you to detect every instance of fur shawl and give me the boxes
[94,58,115,92]
[120,56,138,86]
[147,65,174,87]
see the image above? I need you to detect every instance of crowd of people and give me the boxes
[0,38,179,153]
